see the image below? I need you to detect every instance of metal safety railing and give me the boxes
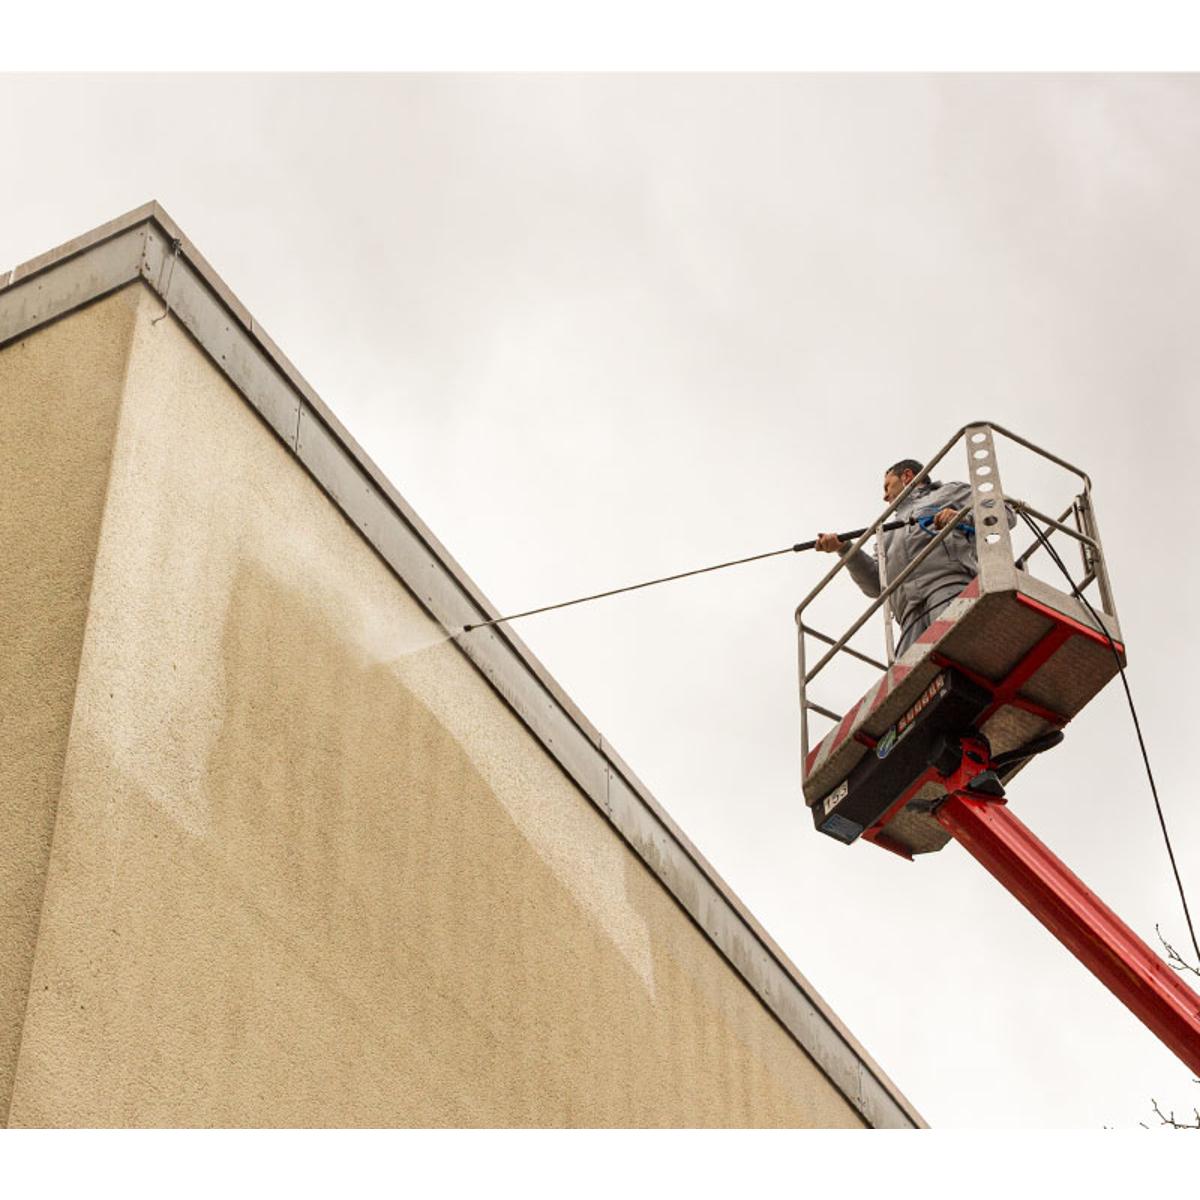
[793,421,1118,771]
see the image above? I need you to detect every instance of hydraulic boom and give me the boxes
[936,747,1200,1076]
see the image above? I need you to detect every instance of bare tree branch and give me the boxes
[1135,925,1200,1128]
[1149,1098,1200,1129]
[1156,924,1200,977]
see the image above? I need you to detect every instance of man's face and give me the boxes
[882,469,913,503]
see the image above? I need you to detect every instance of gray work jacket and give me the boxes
[841,480,981,640]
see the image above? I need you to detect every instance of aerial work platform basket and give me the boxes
[796,421,1125,860]
[795,424,1200,1078]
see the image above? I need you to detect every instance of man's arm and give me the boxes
[815,532,881,598]
[925,480,973,531]
[925,481,1017,532]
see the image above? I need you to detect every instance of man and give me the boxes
[815,459,982,656]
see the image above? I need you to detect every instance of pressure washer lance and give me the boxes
[461,518,915,633]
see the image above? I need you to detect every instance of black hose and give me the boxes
[462,519,913,632]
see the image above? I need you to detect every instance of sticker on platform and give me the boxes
[877,672,947,759]
[821,780,849,816]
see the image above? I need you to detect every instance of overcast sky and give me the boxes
[3,72,1199,1130]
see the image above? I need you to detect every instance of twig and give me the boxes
[1157,924,1200,977]
[1149,1098,1200,1129]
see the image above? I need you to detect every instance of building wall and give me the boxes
[0,289,140,1119]
[4,285,863,1127]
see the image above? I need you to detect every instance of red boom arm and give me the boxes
[935,791,1200,1076]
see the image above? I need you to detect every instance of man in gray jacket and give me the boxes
[815,459,980,656]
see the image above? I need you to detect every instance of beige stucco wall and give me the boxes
[4,284,863,1127]
[0,289,141,1119]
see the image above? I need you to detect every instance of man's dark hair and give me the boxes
[886,458,939,489]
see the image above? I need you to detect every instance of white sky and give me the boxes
[3,56,1200,1139]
